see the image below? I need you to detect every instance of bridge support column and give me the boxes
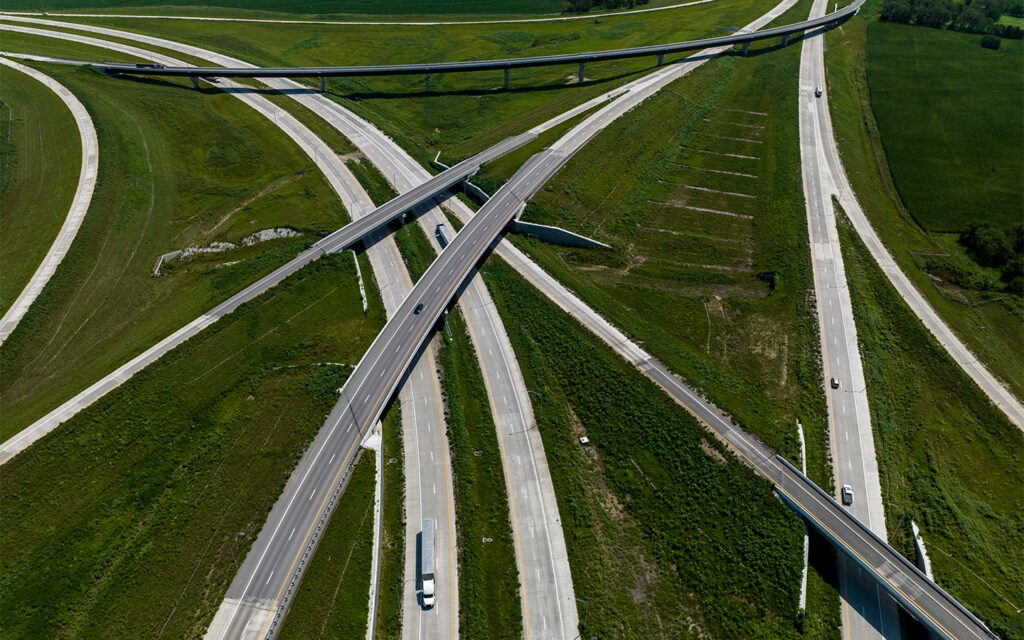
[577,61,586,84]
[191,75,199,90]
[425,73,430,93]
[657,53,665,66]
[741,41,751,56]
[319,75,325,92]
[504,67,510,90]
[781,33,789,46]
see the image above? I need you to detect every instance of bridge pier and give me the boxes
[319,75,325,92]
[577,61,586,84]
[741,41,751,56]
[504,67,510,90]
[781,33,789,46]
[657,53,665,66]
[190,75,199,90]
[425,73,430,93]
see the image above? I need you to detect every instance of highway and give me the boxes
[89,4,858,85]
[797,2,899,639]
[0,56,97,346]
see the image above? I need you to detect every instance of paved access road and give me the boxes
[797,3,899,639]
[0,56,97,345]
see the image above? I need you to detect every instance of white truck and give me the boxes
[421,518,436,609]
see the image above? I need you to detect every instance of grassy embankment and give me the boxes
[278,450,376,640]
[376,402,405,640]
[505,1,832,484]
[0,252,386,638]
[438,308,522,640]
[0,0,569,16]
[823,5,1023,396]
[0,57,349,442]
[836,208,1024,638]
[60,0,778,164]
[0,66,82,311]
[482,256,809,638]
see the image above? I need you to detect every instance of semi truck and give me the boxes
[421,518,436,609]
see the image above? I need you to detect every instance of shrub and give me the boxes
[981,34,1003,47]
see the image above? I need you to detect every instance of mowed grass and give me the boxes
[439,309,522,640]
[0,59,349,442]
[0,252,386,638]
[823,6,1024,397]
[505,0,834,495]
[0,0,568,16]
[278,449,376,640]
[483,256,807,638]
[375,402,405,640]
[837,210,1024,638]
[0,65,81,314]
[866,21,1023,232]
[56,0,778,163]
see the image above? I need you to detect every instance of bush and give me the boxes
[960,222,1014,266]
[981,34,1003,47]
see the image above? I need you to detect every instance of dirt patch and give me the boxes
[336,151,365,163]
[204,174,301,238]
[700,439,729,465]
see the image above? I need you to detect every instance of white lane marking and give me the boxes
[308,489,316,501]
[265,571,274,585]
[288,528,295,541]
[329,453,336,464]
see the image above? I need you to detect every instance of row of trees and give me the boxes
[564,0,650,13]
[880,0,1024,38]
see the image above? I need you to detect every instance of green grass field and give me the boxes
[866,21,1023,232]
[375,402,405,640]
[0,252,385,638]
[823,4,1024,397]
[482,256,810,638]
[0,64,82,315]
[438,309,522,640]
[42,0,777,164]
[837,209,1024,639]
[0,0,569,16]
[0,57,350,443]
[499,0,835,495]
[278,450,376,640]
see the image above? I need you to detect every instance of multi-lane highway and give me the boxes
[797,3,899,639]
[0,56,97,345]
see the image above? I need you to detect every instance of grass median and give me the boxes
[0,251,385,638]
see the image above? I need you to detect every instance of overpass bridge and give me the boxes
[94,1,861,91]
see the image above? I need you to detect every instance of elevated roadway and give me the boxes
[89,3,860,87]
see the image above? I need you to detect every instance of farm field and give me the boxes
[823,5,1024,397]
[0,56,349,442]
[0,253,384,638]
[837,210,1024,639]
[866,20,1023,232]
[0,65,81,314]
[33,0,779,164]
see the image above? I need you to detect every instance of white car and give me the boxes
[841,484,854,506]
[815,86,823,97]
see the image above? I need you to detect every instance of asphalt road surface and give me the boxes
[0,56,97,345]
[797,3,899,639]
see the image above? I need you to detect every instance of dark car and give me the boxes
[414,303,424,315]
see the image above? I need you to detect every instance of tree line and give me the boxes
[880,0,1024,39]
[564,0,650,14]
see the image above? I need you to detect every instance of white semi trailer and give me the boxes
[421,518,436,609]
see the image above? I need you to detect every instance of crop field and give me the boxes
[0,252,385,638]
[483,256,809,638]
[823,5,1024,397]
[438,309,522,640]
[503,0,834,491]
[0,65,81,314]
[0,0,570,16]
[278,450,376,640]
[42,0,779,163]
[837,211,1024,639]
[866,20,1023,233]
[0,58,350,443]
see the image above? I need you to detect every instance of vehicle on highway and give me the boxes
[841,484,854,505]
[414,303,425,315]
[421,518,436,609]
[830,377,840,389]
[435,223,449,249]
[135,62,165,69]
[815,85,823,97]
